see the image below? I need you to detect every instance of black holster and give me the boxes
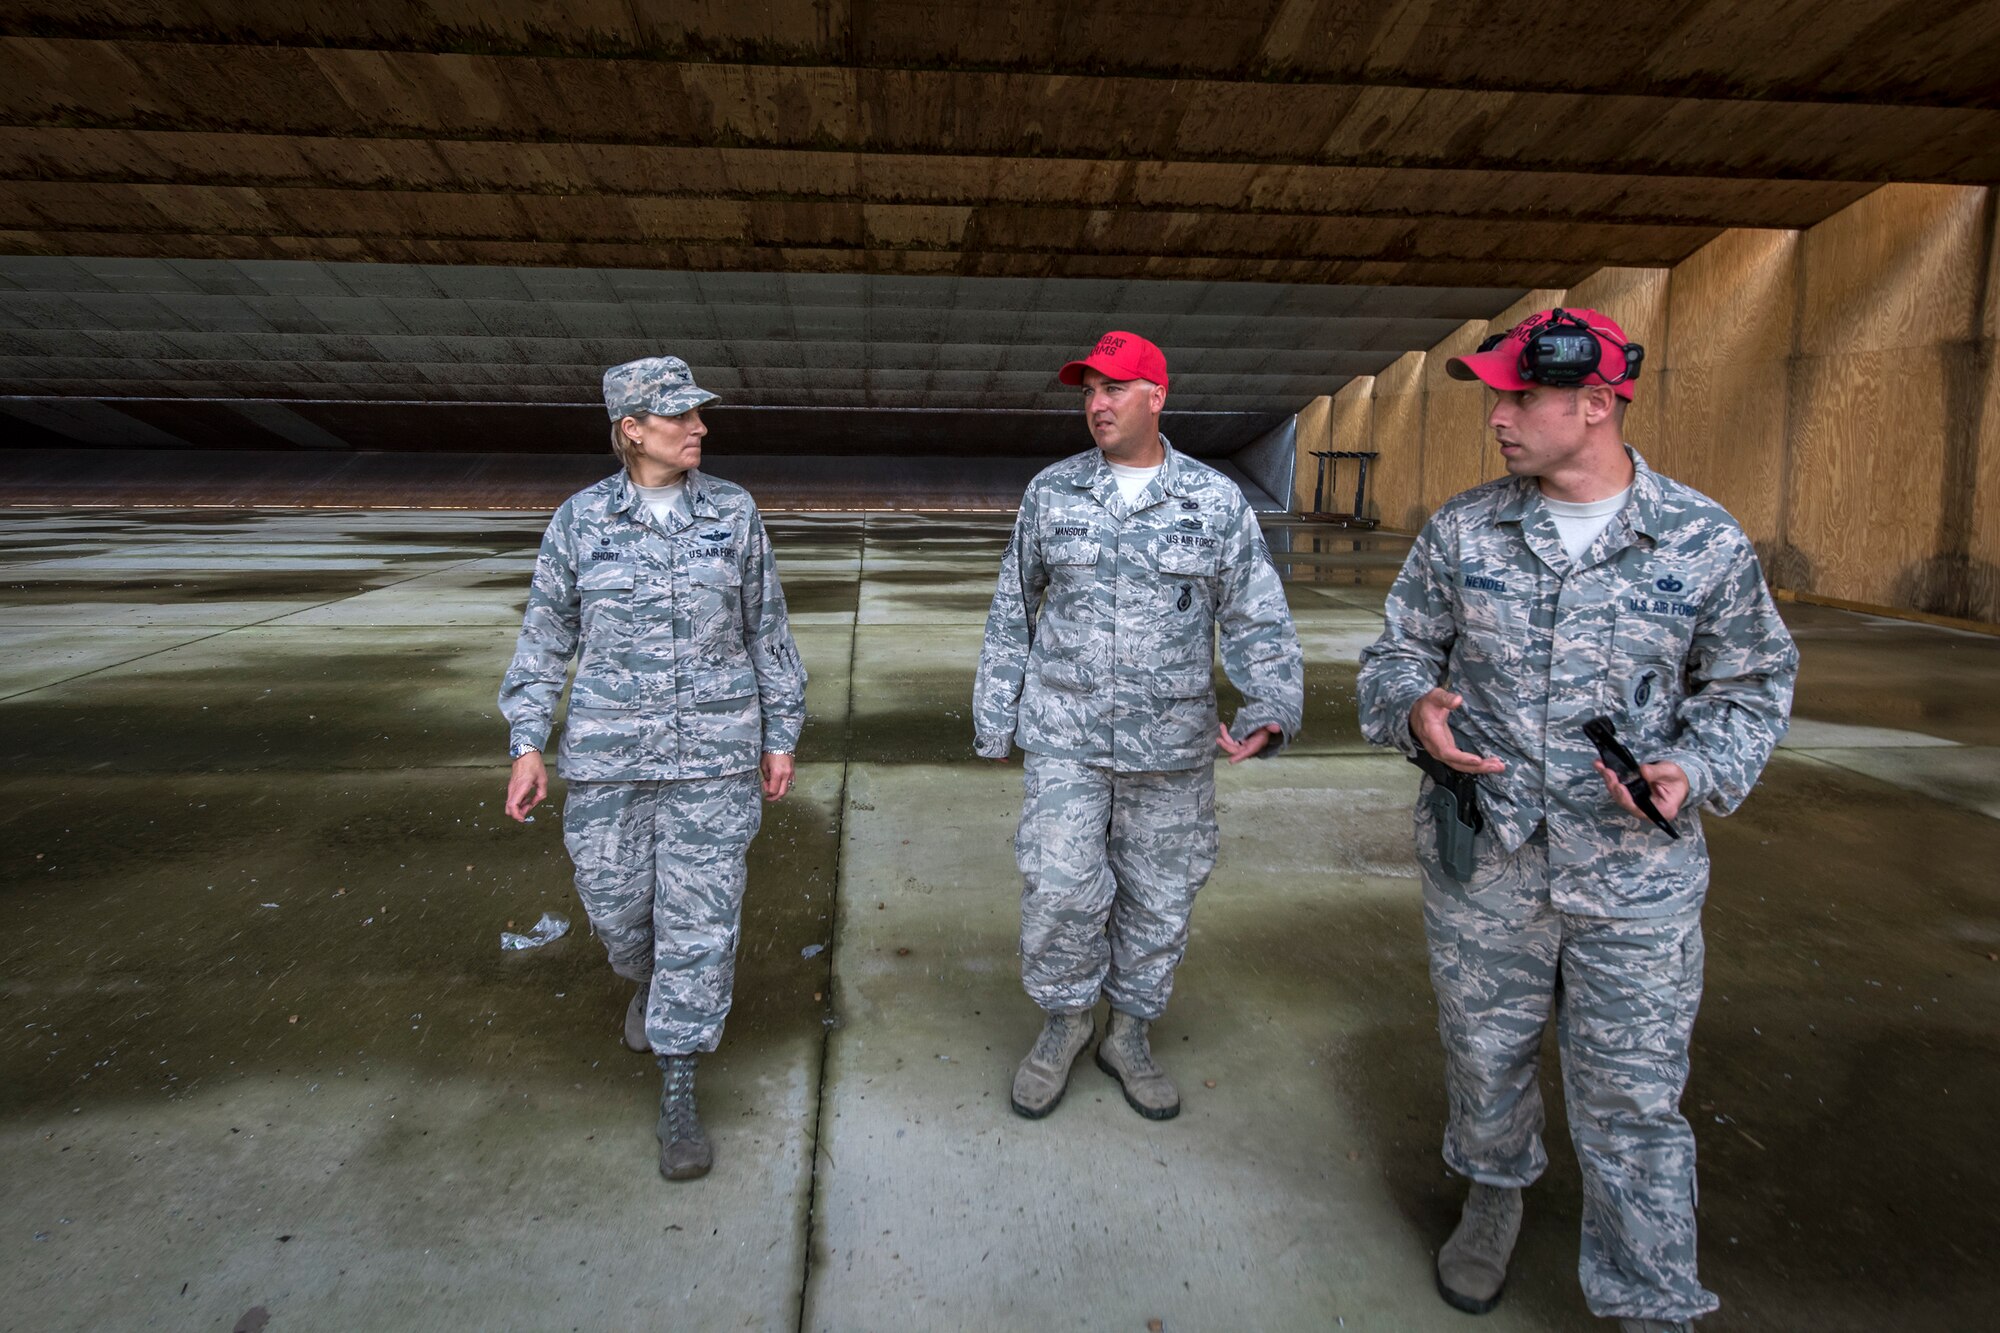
[1408,750,1484,882]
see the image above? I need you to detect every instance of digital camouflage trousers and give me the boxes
[1419,819,1719,1322]
[1015,754,1220,1021]
[563,774,763,1055]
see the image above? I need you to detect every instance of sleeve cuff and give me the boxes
[1228,711,1294,758]
[1657,749,1714,812]
[975,732,1013,759]
[1379,682,1433,758]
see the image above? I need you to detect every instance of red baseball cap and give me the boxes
[1446,307,1640,401]
[1058,330,1170,391]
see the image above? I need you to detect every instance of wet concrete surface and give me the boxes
[1,508,1996,1331]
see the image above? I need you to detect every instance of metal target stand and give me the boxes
[1305,450,1379,528]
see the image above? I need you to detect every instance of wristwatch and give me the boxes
[509,742,541,760]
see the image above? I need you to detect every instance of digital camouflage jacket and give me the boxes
[1357,449,1797,916]
[500,470,806,781]
[975,440,1303,773]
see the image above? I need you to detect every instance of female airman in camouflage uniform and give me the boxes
[501,356,807,1182]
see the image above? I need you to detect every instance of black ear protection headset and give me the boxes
[1477,308,1645,388]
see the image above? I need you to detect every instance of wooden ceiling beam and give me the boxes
[0,206,1717,274]
[0,131,1879,230]
[3,1,1995,108]
[3,42,1996,183]
[0,230,1600,288]
[0,184,1726,268]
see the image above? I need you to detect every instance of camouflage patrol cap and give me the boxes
[602,356,719,420]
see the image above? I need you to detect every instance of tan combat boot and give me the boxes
[623,985,648,1053]
[657,1054,712,1181]
[1010,1008,1094,1119]
[1435,1182,1523,1313]
[1094,1009,1180,1120]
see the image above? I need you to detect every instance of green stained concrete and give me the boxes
[1782,604,2000,746]
[2,508,1998,1332]
[808,759,1567,1331]
[847,625,987,765]
[0,626,228,697]
[1,763,840,1330]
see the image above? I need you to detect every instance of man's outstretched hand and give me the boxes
[1408,689,1506,775]
[1216,722,1281,765]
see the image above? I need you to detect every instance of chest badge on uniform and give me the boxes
[1655,575,1684,593]
[1176,518,1203,532]
[1634,669,1658,707]
[1177,583,1193,612]
[701,530,728,543]
[1180,499,1200,511]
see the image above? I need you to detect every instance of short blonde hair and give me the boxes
[610,414,648,468]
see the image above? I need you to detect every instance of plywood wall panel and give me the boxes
[1784,184,1992,618]
[1330,377,1373,456]
[1292,392,1331,513]
[1419,318,1497,512]
[1663,228,1799,374]
[1564,266,1670,349]
[1969,196,2000,624]
[1971,340,2000,623]
[1370,351,1426,532]
[1788,345,1958,610]
[1488,287,1569,335]
[1651,228,1798,547]
[1796,184,1986,357]
[1660,359,1789,551]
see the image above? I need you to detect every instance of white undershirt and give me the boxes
[1105,460,1162,504]
[1540,486,1631,564]
[632,478,688,528]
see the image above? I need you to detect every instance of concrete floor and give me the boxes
[2,509,1997,1332]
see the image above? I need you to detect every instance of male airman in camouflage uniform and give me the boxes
[500,356,806,1182]
[1356,309,1797,1331]
[975,331,1304,1122]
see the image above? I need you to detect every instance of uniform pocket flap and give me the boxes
[687,559,738,586]
[1612,618,1683,661]
[692,668,757,703]
[578,561,636,591]
[1151,664,1213,698]
[565,697,639,719]
[1047,539,1100,566]
[1034,656,1095,694]
[1155,544,1215,576]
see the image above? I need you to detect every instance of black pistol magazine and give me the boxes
[1582,716,1680,840]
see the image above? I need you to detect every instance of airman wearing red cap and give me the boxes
[1356,308,1798,1333]
[974,330,1304,1125]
